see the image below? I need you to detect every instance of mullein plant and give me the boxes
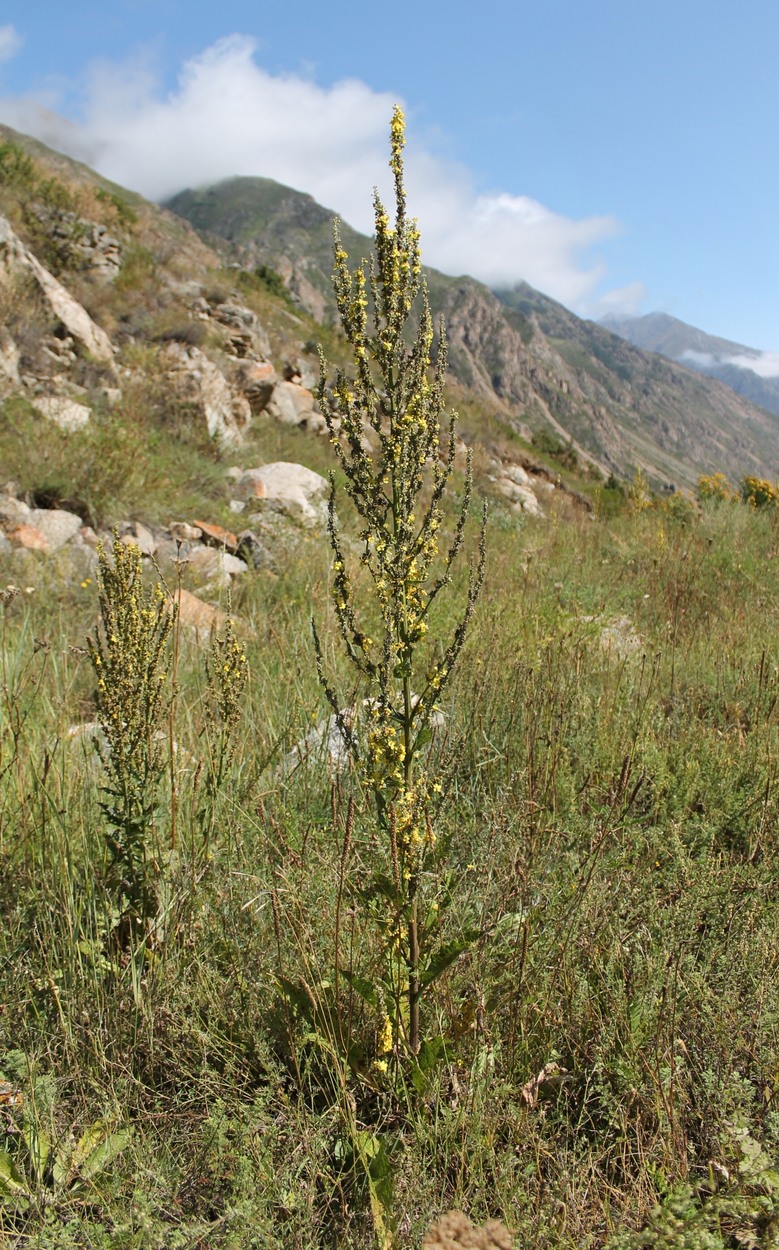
[88,536,174,935]
[315,107,486,1059]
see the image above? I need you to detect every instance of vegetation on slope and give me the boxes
[2,115,779,1250]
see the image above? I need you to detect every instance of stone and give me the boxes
[236,462,328,527]
[234,359,276,414]
[185,547,247,581]
[172,588,227,638]
[7,524,49,551]
[266,379,321,429]
[28,508,83,551]
[0,328,20,389]
[121,521,157,557]
[0,497,32,528]
[32,395,92,432]
[281,697,445,780]
[0,212,115,363]
[598,615,643,660]
[211,301,271,359]
[501,463,532,488]
[497,477,543,517]
[161,342,251,445]
[235,530,272,569]
[192,520,239,552]
[169,521,203,544]
[421,1209,513,1250]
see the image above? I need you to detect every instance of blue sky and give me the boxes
[1,0,778,360]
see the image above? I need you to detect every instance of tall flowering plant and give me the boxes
[315,107,486,1058]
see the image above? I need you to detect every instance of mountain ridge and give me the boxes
[602,310,779,419]
[166,175,779,487]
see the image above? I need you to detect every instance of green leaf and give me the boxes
[0,1149,28,1198]
[341,970,379,1008]
[72,1123,131,1185]
[23,1124,51,1186]
[275,976,314,1022]
[411,1035,451,1093]
[420,930,479,987]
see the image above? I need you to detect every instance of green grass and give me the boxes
[2,495,779,1247]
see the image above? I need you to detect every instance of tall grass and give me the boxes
[1,496,779,1246]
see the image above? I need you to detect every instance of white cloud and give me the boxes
[0,34,638,311]
[682,348,779,380]
[681,350,717,369]
[0,24,22,64]
[724,351,779,379]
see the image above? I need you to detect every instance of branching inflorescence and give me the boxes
[315,107,486,1055]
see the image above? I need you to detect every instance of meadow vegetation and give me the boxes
[3,119,779,1249]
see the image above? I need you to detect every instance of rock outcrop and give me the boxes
[0,212,114,364]
[161,342,251,445]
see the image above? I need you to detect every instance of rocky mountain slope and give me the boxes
[1,122,572,595]
[166,176,779,487]
[3,120,779,502]
[602,310,779,418]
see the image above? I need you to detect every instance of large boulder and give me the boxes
[234,359,277,415]
[210,301,271,359]
[0,497,83,553]
[235,462,329,527]
[161,342,251,445]
[266,379,325,432]
[31,394,92,432]
[0,213,114,364]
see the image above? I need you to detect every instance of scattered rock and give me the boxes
[30,508,83,551]
[172,588,227,638]
[0,328,20,390]
[185,547,247,583]
[236,462,329,527]
[234,359,276,414]
[598,615,644,660]
[120,521,157,557]
[502,463,532,489]
[192,520,239,552]
[235,530,272,569]
[30,206,122,281]
[211,300,271,359]
[496,475,543,517]
[421,1209,513,1250]
[7,524,50,552]
[282,698,445,780]
[32,394,92,432]
[266,379,324,431]
[161,342,251,445]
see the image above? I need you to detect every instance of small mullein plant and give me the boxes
[88,536,174,932]
[315,107,486,1059]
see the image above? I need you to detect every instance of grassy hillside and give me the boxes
[3,121,779,1250]
[4,492,779,1247]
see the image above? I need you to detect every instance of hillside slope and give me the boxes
[602,310,779,418]
[167,177,779,486]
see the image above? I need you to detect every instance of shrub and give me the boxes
[740,475,779,509]
[697,471,737,503]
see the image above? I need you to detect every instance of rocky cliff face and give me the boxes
[166,177,779,487]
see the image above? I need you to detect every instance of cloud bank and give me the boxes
[0,35,643,314]
[682,348,779,379]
